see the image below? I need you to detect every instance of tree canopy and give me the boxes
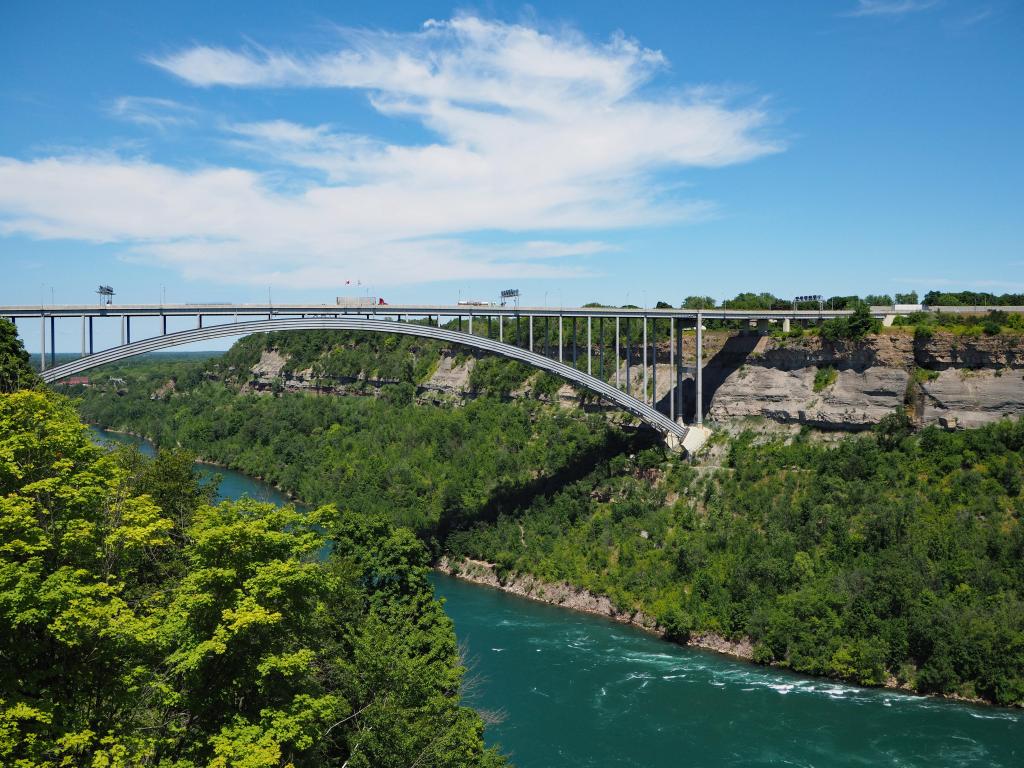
[0,390,506,767]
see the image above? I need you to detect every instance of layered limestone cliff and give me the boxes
[232,331,1024,431]
[705,332,1024,430]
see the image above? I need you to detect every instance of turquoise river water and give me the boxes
[91,427,1022,767]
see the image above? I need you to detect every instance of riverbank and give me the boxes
[436,555,998,707]
[437,556,754,659]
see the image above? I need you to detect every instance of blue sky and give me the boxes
[2,1,1022,351]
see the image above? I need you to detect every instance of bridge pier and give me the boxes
[695,313,704,426]
[586,317,592,375]
[559,314,564,363]
[614,317,620,389]
[625,319,631,396]
[642,317,648,402]
[669,317,674,420]
[652,317,656,409]
[782,317,791,333]
[40,315,46,372]
[50,316,55,368]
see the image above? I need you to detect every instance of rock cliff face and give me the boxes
[236,331,1024,432]
[705,332,1024,430]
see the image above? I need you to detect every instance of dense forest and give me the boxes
[449,415,1024,705]
[70,327,1024,707]
[0,322,507,767]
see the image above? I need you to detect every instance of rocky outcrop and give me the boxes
[921,369,1024,429]
[710,366,909,430]
[420,355,475,398]
[704,331,1024,431]
[436,556,754,661]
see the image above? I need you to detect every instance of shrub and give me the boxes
[813,366,838,392]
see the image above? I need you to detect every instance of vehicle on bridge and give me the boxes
[336,296,387,306]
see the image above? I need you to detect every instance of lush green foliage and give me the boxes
[75,331,1024,707]
[820,303,881,341]
[448,419,1024,705]
[0,390,505,766]
[893,309,1024,337]
[77,369,627,548]
[923,291,1024,307]
[0,319,40,393]
[812,366,838,392]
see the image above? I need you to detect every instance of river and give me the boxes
[91,427,1022,767]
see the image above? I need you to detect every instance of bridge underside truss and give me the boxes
[40,317,689,443]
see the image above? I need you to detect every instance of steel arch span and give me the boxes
[42,317,689,443]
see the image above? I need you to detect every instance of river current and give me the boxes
[91,427,1022,767]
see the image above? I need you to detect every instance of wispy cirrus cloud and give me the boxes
[108,96,198,130]
[0,15,781,287]
[843,0,939,17]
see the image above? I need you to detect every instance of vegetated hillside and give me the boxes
[447,415,1024,706]
[75,345,645,545]
[74,331,1024,705]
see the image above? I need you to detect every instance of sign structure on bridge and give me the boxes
[500,288,520,308]
[794,294,823,309]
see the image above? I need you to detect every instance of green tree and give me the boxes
[0,318,40,393]
[0,389,506,767]
[682,296,716,309]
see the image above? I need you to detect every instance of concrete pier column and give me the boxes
[600,317,605,380]
[81,315,87,357]
[126,316,131,345]
[468,314,473,335]
[120,316,126,346]
[614,317,620,389]
[676,318,684,423]
[651,318,656,408]
[499,316,504,342]
[642,316,648,401]
[162,315,168,335]
[696,312,704,426]
[669,316,675,421]
[89,317,94,355]
[40,315,46,372]
[625,319,631,397]
[571,318,577,366]
[587,317,592,375]
[529,316,533,351]
[558,315,563,362]
[782,317,791,333]
[50,316,56,368]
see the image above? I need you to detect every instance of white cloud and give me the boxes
[1,15,780,287]
[108,96,198,130]
[843,1,939,17]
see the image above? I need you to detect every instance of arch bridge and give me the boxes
[6,300,913,454]
[30,316,707,452]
